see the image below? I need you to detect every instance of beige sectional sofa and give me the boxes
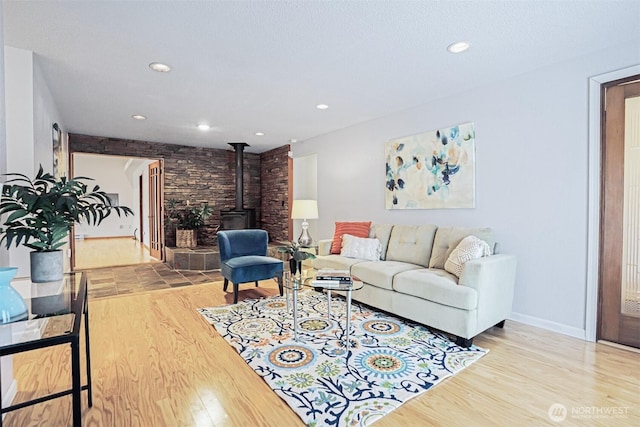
[311,224,517,347]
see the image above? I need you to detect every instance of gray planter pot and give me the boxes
[30,250,64,283]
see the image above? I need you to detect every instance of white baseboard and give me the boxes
[2,379,17,415]
[509,312,587,341]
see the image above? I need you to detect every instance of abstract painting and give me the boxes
[385,122,475,209]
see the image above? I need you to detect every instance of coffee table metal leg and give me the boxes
[293,285,298,341]
[285,279,290,312]
[327,289,332,319]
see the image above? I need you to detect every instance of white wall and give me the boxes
[293,153,318,243]
[4,47,34,277]
[3,47,65,278]
[127,159,153,247]
[0,1,16,410]
[0,4,8,269]
[73,154,137,238]
[33,57,61,173]
[292,40,640,338]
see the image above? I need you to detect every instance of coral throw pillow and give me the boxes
[330,221,372,254]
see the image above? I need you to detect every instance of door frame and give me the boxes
[586,64,640,342]
[68,153,164,267]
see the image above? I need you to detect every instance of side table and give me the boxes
[0,272,92,426]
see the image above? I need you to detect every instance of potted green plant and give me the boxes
[276,241,316,276]
[165,199,213,248]
[0,166,133,282]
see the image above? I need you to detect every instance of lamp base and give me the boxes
[298,220,313,247]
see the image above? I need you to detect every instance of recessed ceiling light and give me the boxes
[290,139,298,143]
[197,123,211,131]
[255,132,265,136]
[316,104,329,110]
[131,114,147,120]
[447,41,470,54]
[149,62,172,72]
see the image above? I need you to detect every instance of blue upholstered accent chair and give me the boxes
[217,229,284,304]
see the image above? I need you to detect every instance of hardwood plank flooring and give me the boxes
[4,279,639,426]
[75,237,157,270]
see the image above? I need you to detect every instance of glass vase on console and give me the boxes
[0,267,28,323]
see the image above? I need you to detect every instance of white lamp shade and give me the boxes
[291,199,318,219]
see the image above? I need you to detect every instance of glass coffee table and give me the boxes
[282,271,363,350]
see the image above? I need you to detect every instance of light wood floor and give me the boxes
[75,237,158,270]
[4,279,640,426]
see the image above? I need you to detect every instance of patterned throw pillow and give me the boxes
[340,234,382,261]
[330,221,372,254]
[444,235,492,278]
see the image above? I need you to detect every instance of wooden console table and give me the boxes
[0,272,92,426]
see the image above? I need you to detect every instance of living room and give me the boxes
[1,1,639,426]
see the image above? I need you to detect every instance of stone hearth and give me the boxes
[166,246,220,271]
[166,243,289,272]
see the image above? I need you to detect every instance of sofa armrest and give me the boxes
[458,254,517,331]
[317,239,333,256]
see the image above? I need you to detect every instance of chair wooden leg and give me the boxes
[277,275,283,296]
[223,278,229,292]
[255,281,259,287]
[233,283,239,304]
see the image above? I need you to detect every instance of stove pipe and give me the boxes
[229,142,249,210]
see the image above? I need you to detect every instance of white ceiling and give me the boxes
[3,1,639,153]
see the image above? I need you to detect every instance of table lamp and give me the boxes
[291,199,318,247]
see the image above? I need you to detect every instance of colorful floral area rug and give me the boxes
[198,290,488,427]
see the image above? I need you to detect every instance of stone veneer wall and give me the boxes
[260,145,291,243]
[68,134,288,247]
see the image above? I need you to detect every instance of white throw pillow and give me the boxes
[340,234,382,261]
[444,235,492,278]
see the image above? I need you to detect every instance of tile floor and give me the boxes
[84,263,224,299]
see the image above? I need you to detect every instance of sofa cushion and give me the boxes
[340,234,382,261]
[444,235,492,278]
[385,224,438,267]
[429,227,495,269]
[393,269,478,310]
[352,261,422,291]
[369,224,394,260]
[312,254,366,271]
[330,221,372,254]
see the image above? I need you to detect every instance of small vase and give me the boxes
[0,267,28,323]
[289,258,298,275]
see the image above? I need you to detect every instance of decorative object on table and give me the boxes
[291,199,318,246]
[0,165,133,282]
[276,240,316,276]
[0,267,28,323]
[165,199,213,248]
[199,291,488,427]
[385,121,476,209]
[313,268,352,287]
